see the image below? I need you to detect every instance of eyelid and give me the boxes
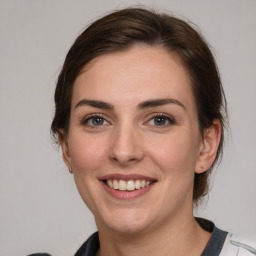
[79,112,176,127]
[144,112,176,126]
[80,113,111,126]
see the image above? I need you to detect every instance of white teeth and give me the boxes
[127,180,135,191]
[107,180,113,188]
[140,180,146,188]
[119,180,126,191]
[113,179,119,190]
[105,179,153,191]
[135,180,141,189]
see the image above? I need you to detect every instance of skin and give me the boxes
[59,45,221,256]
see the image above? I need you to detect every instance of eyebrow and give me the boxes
[75,99,113,109]
[137,98,186,111]
[74,98,186,111]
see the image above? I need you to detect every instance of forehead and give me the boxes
[72,45,196,111]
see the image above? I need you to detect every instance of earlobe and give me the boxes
[195,119,221,174]
[58,129,72,169]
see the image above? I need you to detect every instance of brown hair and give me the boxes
[51,7,227,204]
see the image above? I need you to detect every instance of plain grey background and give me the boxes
[0,0,256,255]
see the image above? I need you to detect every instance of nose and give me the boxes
[109,123,144,166]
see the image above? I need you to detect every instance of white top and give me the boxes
[220,233,256,255]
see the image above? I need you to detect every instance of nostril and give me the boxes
[109,132,144,164]
[111,156,137,163]
[110,150,144,165]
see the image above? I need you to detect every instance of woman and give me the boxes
[49,7,255,256]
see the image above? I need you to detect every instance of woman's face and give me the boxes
[61,45,207,234]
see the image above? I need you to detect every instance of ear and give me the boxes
[58,129,72,170]
[195,119,222,174]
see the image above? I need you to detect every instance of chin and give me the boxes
[108,220,151,235]
[96,208,153,235]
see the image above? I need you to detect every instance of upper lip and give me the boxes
[98,174,156,181]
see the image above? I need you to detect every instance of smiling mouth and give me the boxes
[103,179,156,192]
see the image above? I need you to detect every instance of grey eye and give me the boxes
[81,115,109,127]
[91,117,104,125]
[147,114,176,127]
[153,117,168,126]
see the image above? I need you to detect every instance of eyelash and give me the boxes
[80,113,176,128]
[80,114,110,127]
[146,113,176,127]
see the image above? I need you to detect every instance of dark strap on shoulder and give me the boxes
[75,219,228,256]
[74,232,99,256]
[196,218,228,256]
[27,254,52,256]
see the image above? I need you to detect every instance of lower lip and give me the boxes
[101,181,155,200]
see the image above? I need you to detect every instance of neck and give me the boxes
[96,214,211,256]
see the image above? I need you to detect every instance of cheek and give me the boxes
[68,133,108,213]
[148,132,200,175]
[68,133,108,174]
